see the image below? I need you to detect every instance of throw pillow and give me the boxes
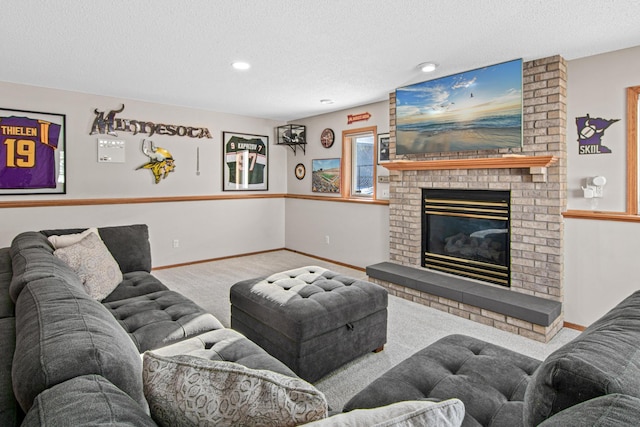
[143,352,328,427]
[47,227,100,249]
[54,233,123,300]
[303,399,465,427]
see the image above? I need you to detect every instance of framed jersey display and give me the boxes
[0,108,66,195]
[222,131,268,191]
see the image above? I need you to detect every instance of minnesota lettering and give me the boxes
[90,104,212,139]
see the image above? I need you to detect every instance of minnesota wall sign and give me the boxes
[90,104,212,139]
[576,114,619,154]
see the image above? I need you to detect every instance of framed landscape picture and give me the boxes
[0,108,66,195]
[395,59,523,155]
[222,131,268,191]
[312,158,341,193]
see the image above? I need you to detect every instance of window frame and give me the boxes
[341,126,377,200]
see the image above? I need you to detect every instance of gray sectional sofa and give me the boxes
[344,289,640,426]
[0,224,320,426]
[4,222,640,426]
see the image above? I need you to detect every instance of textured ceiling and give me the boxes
[1,1,640,121]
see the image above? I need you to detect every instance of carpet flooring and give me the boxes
[153,249,581,411]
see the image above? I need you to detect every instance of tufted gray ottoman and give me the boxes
[230,266,388,382]
[344,334,541,426]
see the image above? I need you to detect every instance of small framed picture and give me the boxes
[312,158,341,193]
[377,133,390,164]
[222,131,268,191]
[0,108,66,195]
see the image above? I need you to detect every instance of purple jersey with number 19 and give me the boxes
[0,116,61,189]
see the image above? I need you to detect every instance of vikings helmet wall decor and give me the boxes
[137,139,175,183]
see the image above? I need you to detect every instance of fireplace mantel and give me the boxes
[382,155,558,182]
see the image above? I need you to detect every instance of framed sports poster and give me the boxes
[312,158,341,193]
[377,133,390,163]
[0,108,66,195]
[222,131,268,191]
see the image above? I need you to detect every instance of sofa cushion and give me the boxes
[143,352,328,427]
[22,375,155,427]
[102,271,169,302]
[344,334,541,426]
[40,224,152,274]
[103,289,224,352]
[9,232,84,302]
[54,232,123,300]
[46,227,100,249]
[12,277,146,412]
[538,394,640,426]
[524,290,640,426]
[150,328,298,378]
[306,399,465,427]
[0,317,17,427]
[0,247,14,318]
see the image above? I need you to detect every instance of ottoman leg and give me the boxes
[373,345,384,353]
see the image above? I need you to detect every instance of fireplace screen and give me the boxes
[422,189,510,287]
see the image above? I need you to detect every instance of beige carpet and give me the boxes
[154,249,580,411]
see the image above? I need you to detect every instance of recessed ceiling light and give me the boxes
[418,62,438,73]
[320,99,334,105]
[232,61,251,70]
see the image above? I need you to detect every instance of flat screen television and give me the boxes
[395,58,523,155]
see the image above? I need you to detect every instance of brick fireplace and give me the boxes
[370,55,567,342]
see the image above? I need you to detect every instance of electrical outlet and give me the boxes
[172,239,179,248]
[325,235,330,245]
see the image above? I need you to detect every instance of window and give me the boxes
[342,126,377,199]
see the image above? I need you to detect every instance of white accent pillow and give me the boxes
[47,227,101,249]
[54,232,123,300]
[142,352,328,427]
[304,399,465,427]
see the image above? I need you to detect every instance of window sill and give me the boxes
[285,194,389,205]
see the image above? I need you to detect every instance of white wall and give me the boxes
[0,81,286,265]
[564,45,640,325]
[283,101,390,268]
[285,198,389,268]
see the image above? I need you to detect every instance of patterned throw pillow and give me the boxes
[303,399,465,427]
[54,232,123,300]
[47,227,101,249]
[143,352,328,427]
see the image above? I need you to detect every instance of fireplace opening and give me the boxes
[422,189,510,287]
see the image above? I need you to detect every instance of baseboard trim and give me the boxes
[153,247,364,273]
[563,321,586,331]
[283,248,365,272]
[153,248,286,270]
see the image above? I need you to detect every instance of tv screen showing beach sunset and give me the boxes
[396,59,523,154]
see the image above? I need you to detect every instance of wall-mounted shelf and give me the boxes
[382,155,558,182]
[275,124,307,155]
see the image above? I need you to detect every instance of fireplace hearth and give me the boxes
[422,189,510,287]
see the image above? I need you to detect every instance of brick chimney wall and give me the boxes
[377,55,567,341]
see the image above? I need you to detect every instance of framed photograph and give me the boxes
[0,108,66,195]
[312,158,341,193]
[395,59,523,155]
[222,131,268,191]
[377,133,390,163]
